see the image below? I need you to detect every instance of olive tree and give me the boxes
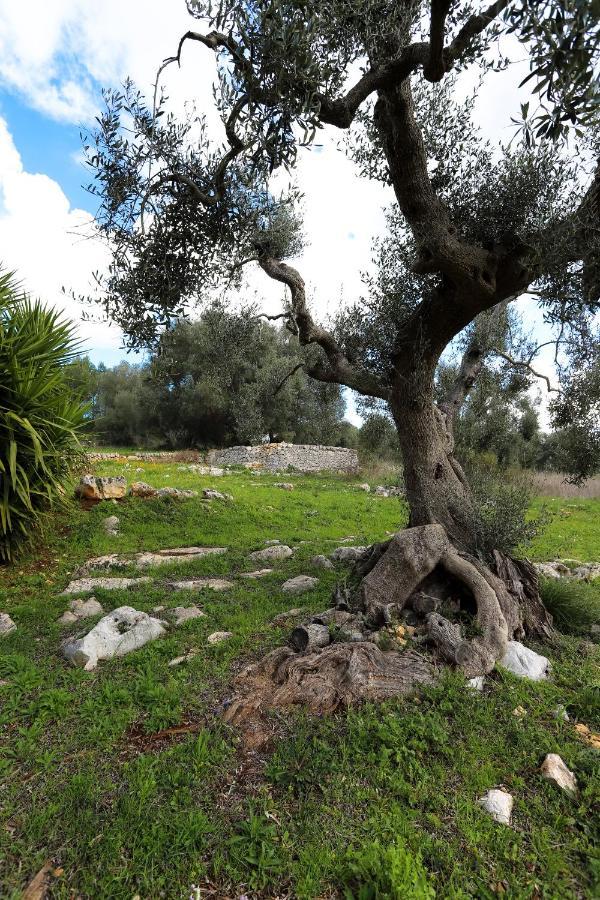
[83,1,599,703]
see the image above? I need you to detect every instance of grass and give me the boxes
[0,462,599,898]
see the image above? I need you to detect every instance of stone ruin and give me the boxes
[207,442,359,473]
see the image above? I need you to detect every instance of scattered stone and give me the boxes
[155,487,198,499]
[272,608,305,626]
[534,560,600,581]
[274,482,294,491]
[375,485,390,497]
[62,606,166,670]
[357,483,370,492]
[0,613,16,636]
[500,641,550,681]
[103,515,120,536]
[75,475,126,502]
[478,789,513,825]
[572,563,600,581]
[58,597,104,624]
[168,649,198,667]
[541,753,577,796]
[467,676,485,691]
[264,539,281,545]
[310,554,334,570]
[330,546,368,563]
[152,605,165,613]
[129,481,156,498]
[574,722,600,748]
[61,576,151,595]
[535,562,567,579]
[240,569,273,579]
[554,705,570,722]
[188,464,224,476]
[282,575,319,594]
[290,623,331,652]
[202,488,230,500]
[207,631,232,644]
[512,705,527,718]
[249,545,293,563]
[134,547,228,568]
[166,578,234,592]
[312,608,354,627]
[170,606,206,626]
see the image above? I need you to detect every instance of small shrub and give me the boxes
[464,456,551,557]
[0,272,87,559]
[339,838,435,899]
[539,578,600,634]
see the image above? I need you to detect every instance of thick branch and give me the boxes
[257,255,389,399]
[446,0,511,64]
[424,0,452,82]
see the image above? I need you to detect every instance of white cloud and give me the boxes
[0,115,119,355]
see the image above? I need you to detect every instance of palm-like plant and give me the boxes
[0,271,87,560]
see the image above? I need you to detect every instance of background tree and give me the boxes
[83,0,599,685]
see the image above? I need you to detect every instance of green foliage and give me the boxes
[339,839,435,899]
[358,413,400,460]
[71,309,348,448]
[466,457,551,558]
[0,272,86,560]
[540,577,600,634]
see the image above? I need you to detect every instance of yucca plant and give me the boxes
[0,271,88,560]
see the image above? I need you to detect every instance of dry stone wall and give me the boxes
[207,443,359,473]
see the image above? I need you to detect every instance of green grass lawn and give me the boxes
[0,464,598,898]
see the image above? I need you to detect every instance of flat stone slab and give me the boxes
[166,578,234,591]
[170,606,206,625]
[249,545,293,563]
[282,575,319,594]
[240,569,273,579]
[61,577,151,595]
[62,606,166,670]
[77,547,228,575]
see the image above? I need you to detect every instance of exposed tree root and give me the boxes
[223,525,553,740]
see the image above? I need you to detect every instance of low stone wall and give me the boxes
[208,443,359,473]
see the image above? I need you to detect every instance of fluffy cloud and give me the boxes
[0,115,117,353]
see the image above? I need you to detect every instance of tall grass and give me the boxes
[0,271,87,560]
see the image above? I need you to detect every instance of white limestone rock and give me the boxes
[75,475,126,502]
[59,597,104,624]
[240,569,273,579]
[499,641,550,681]
[61,576,151,595]
[357,483,371,492]
[62,606,166,670]
[0,613,16,637]
[166,578,234,592]
[467,675,485,691]
[202,488,230,500]
[207,631,232,644]
[249,545,293,563]
[478,789,513,825]
[541,753,577,796]
[282,575,319,594]
[274,482,294,491]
